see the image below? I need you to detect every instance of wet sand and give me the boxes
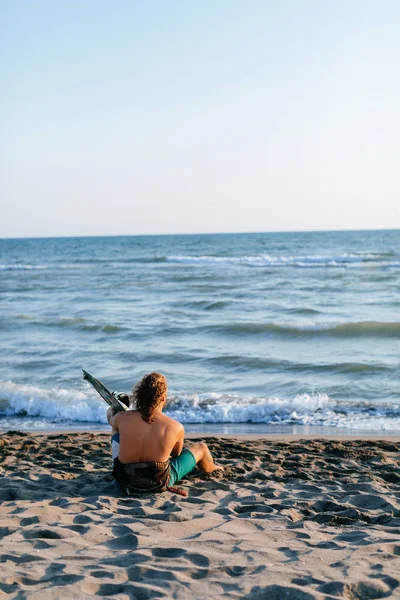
[1,431,400,599]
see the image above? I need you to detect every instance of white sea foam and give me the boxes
[0,381,108,424]
[166,392,400,430]
[0,263,92,271]
[0,264,49,271]
[165,253,395,268]
[1,253,397,271]
[1,381,399,431]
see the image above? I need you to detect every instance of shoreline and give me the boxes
[2,428,400,442]
[2,422,400,439]
[7,431,400,442]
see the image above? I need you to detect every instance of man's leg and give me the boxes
[186,441,218,473]
[169,441,220,486]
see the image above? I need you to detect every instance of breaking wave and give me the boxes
[1,381,399,431]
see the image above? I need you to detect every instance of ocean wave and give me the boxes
[208,355,389,374]
[0,263,97,271]
[1,381,399,431]
[13,315,128,334]
[2,252,398,271]
[284,307,322,315]
[166,392,400,430]
[0,258,168,271]
[0,381,108,423]
[0,264,49,271]
[165,253,399,268]
[209,321,400,338]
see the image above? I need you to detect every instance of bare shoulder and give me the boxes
[159,412,184,433]
[112,409,140,429]
[115,408,137,421]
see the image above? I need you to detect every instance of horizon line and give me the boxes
[1,226,399,241]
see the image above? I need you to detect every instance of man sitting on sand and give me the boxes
[107,372,219,494]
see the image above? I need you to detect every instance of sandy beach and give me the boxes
[1,432,400,599]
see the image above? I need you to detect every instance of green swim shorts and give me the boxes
[169,449,196,486]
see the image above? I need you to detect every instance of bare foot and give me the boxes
[213,463,224,472]
[210,464,225,477]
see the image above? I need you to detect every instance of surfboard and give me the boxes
[82,369,128,412]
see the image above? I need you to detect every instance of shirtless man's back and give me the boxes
[108,372,218,493]
[115,410,183,463]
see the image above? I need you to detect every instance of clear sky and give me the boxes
[1,1,399,238]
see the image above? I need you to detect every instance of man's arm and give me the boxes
[170,423,184,457]
[107,407,120,430]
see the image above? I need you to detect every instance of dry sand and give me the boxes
[1,431,400,599]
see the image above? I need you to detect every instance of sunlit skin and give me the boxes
[107,394,219,473]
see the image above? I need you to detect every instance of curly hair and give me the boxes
[132,372,167,423]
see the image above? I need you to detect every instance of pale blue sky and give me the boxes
[1,1,399,237]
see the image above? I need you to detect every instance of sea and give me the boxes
[0,230,399,434]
